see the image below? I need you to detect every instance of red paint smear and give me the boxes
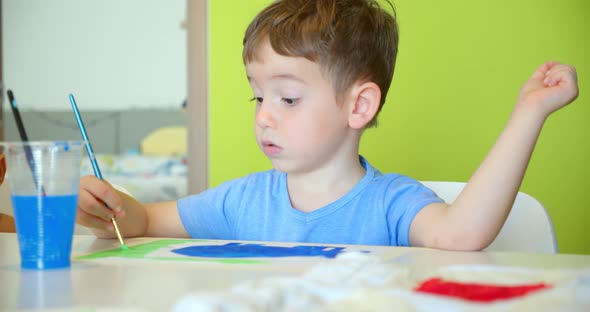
[414,278,551,302]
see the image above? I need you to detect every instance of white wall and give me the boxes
[2,0,186,111]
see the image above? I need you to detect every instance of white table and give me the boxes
[1,233,589,311]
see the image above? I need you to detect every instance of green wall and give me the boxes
[209,1,590,254]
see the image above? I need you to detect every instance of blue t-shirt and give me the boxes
[177,157,443,246]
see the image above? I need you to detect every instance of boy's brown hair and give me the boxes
[243,0,399,127]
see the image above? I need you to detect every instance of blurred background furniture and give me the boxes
[140,126,187,156]
[3,111,188,203]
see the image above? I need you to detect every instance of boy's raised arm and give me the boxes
[410,62,579,251]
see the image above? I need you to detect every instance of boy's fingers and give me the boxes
[532,61,561,82]
[78,188,116,221]
[76,208,114,231]
[546,66,577,88]
[80,175,123,215]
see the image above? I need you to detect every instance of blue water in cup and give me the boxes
[12,194,78,269]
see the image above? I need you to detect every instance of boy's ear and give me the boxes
[348,82,381,129]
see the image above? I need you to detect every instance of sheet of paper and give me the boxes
[77,239,372,266]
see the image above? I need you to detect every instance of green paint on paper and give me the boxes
[77,239,192,260]
[120,244,129,250]
[76,239,266,264]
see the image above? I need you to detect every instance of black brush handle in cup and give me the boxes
[7,90,45,194]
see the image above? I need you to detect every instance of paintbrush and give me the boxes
[7,89,45,194]
[7,90,30,142]
[69,93,127,250]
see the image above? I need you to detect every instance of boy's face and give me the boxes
[246,40,353,174]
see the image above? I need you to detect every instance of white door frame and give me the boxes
[186,0,208,194]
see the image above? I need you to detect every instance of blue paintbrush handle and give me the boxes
[69,94,104,180]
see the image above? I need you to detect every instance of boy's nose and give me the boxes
[255,105,277,129]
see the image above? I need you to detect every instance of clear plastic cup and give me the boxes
[1,141,85,270]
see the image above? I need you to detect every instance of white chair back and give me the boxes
[420,181,558,253]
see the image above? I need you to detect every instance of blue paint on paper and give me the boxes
[171,243,346,259]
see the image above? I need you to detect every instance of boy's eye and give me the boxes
[249,97,263,103]
[282,98,299,106]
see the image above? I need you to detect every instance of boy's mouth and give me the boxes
[261,140,282,156]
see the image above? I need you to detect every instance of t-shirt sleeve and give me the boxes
[177,178,247,239]
[385,177,444,246]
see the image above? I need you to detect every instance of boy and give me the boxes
[77,0,578,250]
